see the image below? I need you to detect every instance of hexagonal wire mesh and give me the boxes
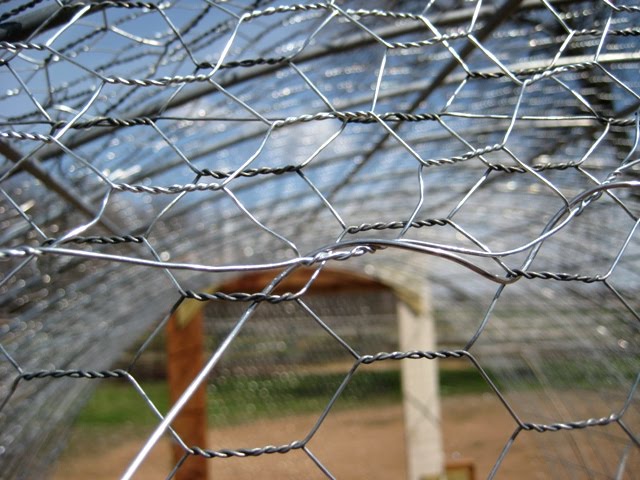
[0,0,639,478]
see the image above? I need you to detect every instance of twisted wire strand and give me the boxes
[522,414,620,433]
[190,441,305,459]
[19,369,128,380]
[3,111,634,136]
[41,235,145,245]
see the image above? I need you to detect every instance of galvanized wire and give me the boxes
[0,0,639,478]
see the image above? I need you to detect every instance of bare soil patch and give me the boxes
[53,393,541,479]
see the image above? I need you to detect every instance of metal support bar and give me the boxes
[0,0,574,44]
[0,140,121,234]
[90,50,640,191]
[0,1,96,42]
[291,0,525,235]
[30,0,557,162]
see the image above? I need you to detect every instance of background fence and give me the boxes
[0,0,639,478]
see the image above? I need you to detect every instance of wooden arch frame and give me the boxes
[166,268,443,479]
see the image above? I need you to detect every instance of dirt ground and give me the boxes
[53,393,543,479]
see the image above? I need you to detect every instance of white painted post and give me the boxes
[397,289,444,480]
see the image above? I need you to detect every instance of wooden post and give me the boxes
[166,307,208,480]
[398,291,444,480]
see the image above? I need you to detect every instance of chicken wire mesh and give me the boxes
[0,0,639,478]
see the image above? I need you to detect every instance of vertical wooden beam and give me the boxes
[398,290,444,480]
[166,308,208,480]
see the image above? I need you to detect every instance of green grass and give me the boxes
[75,367,493,429]
[76,381,170,427]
